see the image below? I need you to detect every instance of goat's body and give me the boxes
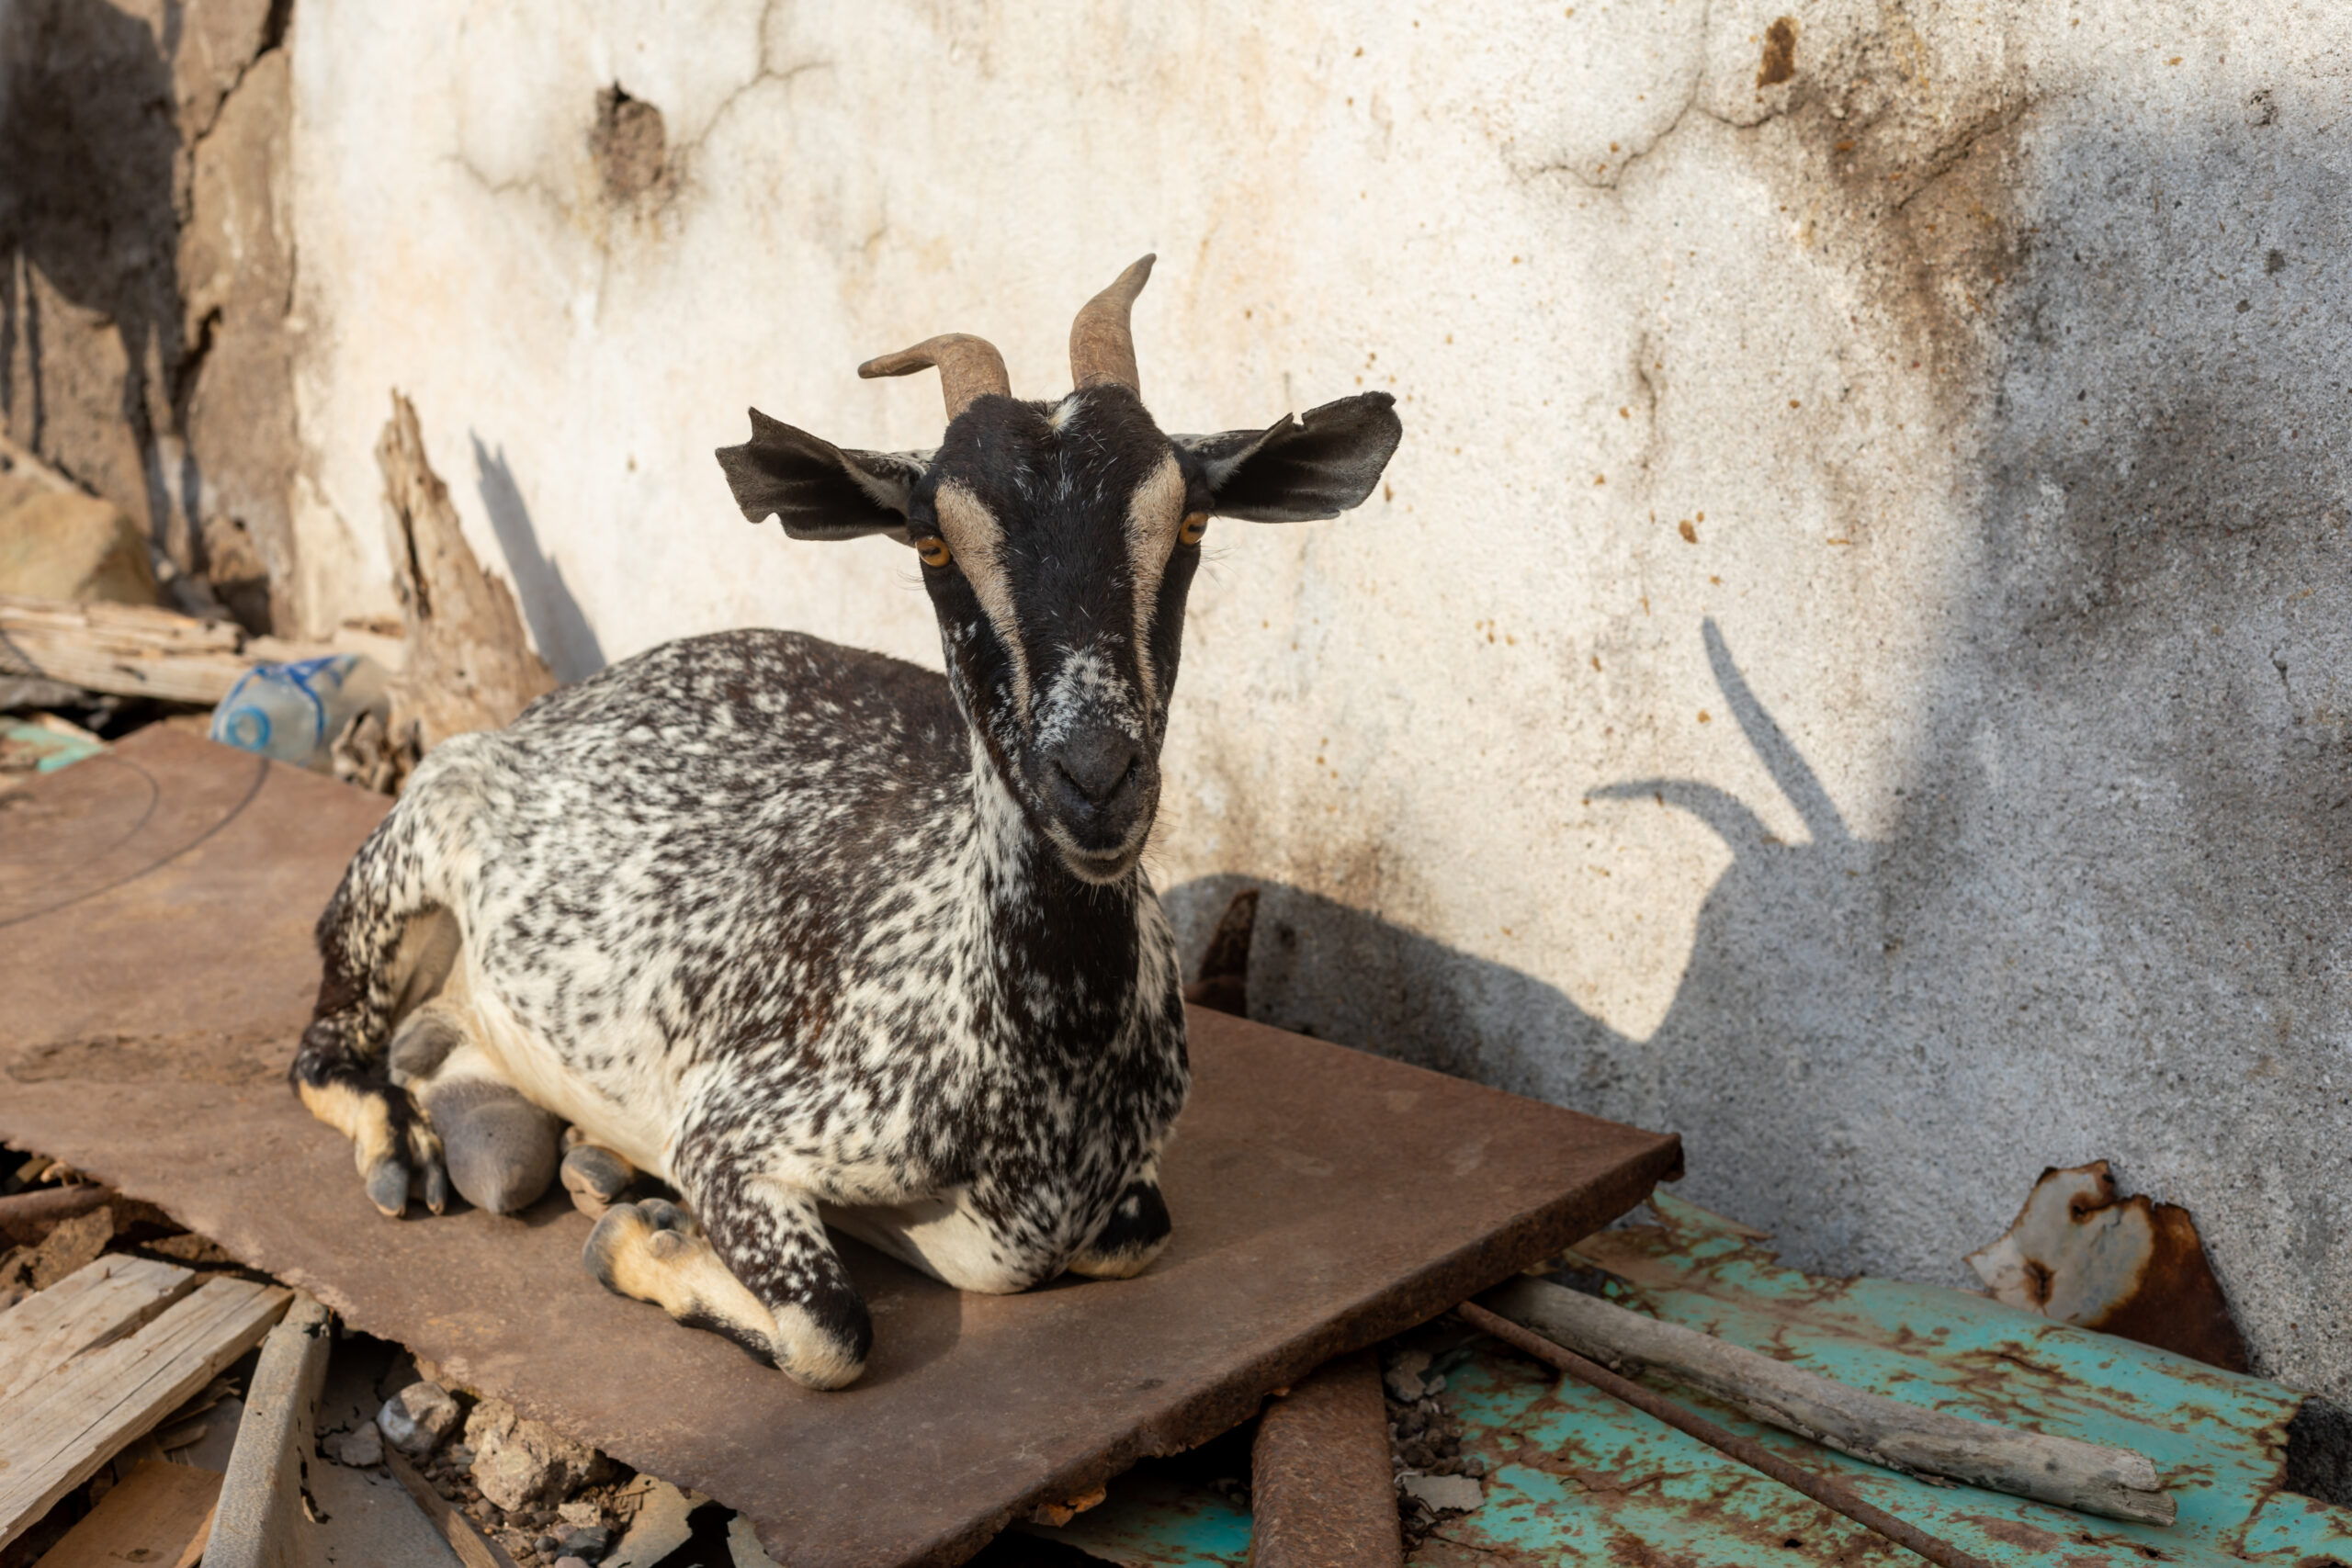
[299,629,1189,1376]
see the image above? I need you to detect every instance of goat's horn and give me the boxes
[858,333,1012,422]
[1068,254,1156,397]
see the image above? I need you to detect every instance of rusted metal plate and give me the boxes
[0,728,1682,1568]
[1410,1194,2352,1566]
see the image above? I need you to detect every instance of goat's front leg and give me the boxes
[583,1179,869,1390]
[1068,1164,1173,1280]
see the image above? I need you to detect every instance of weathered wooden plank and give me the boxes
[0,1277,290,1551]
[202,1293,329,1568]
[1486,1277,2176,1525]
[0,1256,197,1404]
[0,593,251,704]
[30,1459,220,1568]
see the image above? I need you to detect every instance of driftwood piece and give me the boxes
[0,1256,197,1404]
[0,1277,290,1550]
[203,1292,330,1568]
[32,1459,220,1568]
[1484,1278,2175,1526]
[376,391,554,758]
[1460,1300,2000,1568]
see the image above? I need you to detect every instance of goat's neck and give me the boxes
[961,739,1151,1021]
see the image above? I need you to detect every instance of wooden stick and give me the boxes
[384,1448,522,1568]
[1484,1279,2174,1526]
[1457,1301,1999,1568]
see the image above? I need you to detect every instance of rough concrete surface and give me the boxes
[269,0,2352,1402]
[0,0,299,628]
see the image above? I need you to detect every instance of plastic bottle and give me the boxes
[209,654,390,769]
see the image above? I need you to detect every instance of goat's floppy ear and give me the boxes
[1174,391,1402,522]
[716,408,927,540]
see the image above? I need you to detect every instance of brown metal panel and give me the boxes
[0,728,1681,1568]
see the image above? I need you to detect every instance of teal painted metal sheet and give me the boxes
[1023,1472,1251,1567]
[1417,1192,2352,1565]
[1044,1193,2352,1566]
[0,717,104,777]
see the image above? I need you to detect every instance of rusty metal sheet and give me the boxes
[1405,1193,2352,1566]
[0,727,1682,1568]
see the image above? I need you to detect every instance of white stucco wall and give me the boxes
[287,0,2352,1396]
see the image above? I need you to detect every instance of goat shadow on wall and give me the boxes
[1164,619,1890,1271]
[473,435,607,682]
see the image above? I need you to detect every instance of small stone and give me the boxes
[557,1523,611,1561]
[464,1397,605,1513]
[1423,1372,1448,1395]
[331,1422,384,1467]
[1401,1472,1484,1515]
[535,1536,562,1557]
[1384,1349,1431,1400]
[380,1382,462,1458]
[556,1501,603,1529]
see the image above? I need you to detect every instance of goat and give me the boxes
[289,257,1402,1387]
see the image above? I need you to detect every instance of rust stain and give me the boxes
[1757,17,1801,86]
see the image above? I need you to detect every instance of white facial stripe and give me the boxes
[1122,453,1187,705]
[934,479,1032,720]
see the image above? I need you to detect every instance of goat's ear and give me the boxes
[1174,391,1401,522]
[715,408,927,540]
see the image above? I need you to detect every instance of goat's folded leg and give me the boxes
[583,1181,870,1390]
[1068,1167,1173,1280]
[293,1011,448,1219]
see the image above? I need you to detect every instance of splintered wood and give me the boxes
[0,1260,289,1551]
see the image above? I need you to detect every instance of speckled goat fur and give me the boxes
[291,261,1402,1388]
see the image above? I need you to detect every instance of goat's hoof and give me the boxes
[560,1142,638,1218]
[300,1076,446,1220]
[1068,1179,1173,1280]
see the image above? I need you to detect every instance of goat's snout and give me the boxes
[1050,727,1143,815]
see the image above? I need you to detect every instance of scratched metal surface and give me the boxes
[0,727,1682,1568]
[1408,1193,2352,1566]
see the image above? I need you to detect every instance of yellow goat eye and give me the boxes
[1179,512,1210,547]
[915,536,953,568]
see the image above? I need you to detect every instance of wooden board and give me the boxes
[203,1295,329,1568]
[31,1460,220,1568]
[0,1256,197,1404]
[0,1278,290,1551]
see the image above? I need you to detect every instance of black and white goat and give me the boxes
[290,257,1402,1387]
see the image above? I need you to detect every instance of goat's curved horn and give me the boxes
[1068,254,1156,397]
[857,333,1012,422]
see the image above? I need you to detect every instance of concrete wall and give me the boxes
[285,0,2352,1395]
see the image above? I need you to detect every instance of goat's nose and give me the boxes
[1052,728,1141,808]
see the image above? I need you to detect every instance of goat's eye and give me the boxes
[1179,512,1209,547]
[915,536,953,568]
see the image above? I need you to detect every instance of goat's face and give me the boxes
[717,256,1402,885]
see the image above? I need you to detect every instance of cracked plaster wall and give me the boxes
[288,0,2352,1396]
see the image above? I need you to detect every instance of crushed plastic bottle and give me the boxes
[209,654,390,770]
